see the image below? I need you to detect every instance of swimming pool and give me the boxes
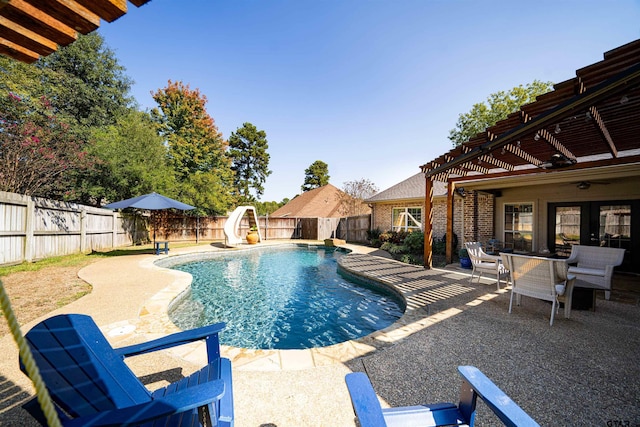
[168,245,405,350]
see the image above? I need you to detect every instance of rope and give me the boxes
[0,279,62,427]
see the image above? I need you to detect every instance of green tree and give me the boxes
[1,33,140,204]
[254,200,288,216]
[301,160,330,192]
[448,80,554,146]
[227,122,272,202]
[35,32,134,135]
[87,110,174,206]
[0,92,93,198]
[151,80,235,214]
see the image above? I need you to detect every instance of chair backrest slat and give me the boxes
[24,315,152,418]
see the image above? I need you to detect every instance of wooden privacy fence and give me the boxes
[0,191,132,265]
[153,215,371,243]
[1,191,372,266]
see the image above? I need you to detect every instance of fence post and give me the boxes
[24,197,35,263]
[112,212,118,249]
[80,209,87,253]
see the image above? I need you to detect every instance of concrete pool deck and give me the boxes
[1,240,639,426]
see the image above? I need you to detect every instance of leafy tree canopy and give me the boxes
[1,33,138,204]
[448,80,554,146]
[151,80,235,215]
[0,93,93,198]
[253,200,287,216]
[36,32,134,134]
[88,110,174,206]
[227,122,272,203]
[301,160,330,192]
[338,179,379,216]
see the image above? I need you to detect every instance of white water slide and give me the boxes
[224,206,262,246]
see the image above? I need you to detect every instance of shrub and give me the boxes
[431,237,446,255]
[403,231,424,253]
[380,241,394,252]
[367,228,383,248]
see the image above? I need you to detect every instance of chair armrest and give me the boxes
[345,373,387,427]
[114,322,225,359]
[457,366,539,427]
[480,254,501,262]
[64,380,225,427]
[604,264,616,281]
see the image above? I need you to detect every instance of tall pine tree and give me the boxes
[227,122,272,202]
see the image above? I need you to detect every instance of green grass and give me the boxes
[0,241,215,276]
[0,253,103,276]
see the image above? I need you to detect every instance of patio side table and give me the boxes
[154,241,169,255]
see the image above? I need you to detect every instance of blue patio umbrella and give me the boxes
[104,192,195,211]
[105,192,196,244]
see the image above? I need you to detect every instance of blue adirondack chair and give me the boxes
[345,365,539,427]
[21,314,234,427]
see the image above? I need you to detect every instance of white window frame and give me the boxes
[392,206,422,232]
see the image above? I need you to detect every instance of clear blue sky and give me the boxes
[98,0,640,202]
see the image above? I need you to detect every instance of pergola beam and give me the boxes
[588,106,618,157]
[503,143,545,166]
[0,0,151,63]
[423,62,640,178]
[537,129,576,161]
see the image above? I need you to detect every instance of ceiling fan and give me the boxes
[574,181,610,190]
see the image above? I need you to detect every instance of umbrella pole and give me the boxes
[152,211,156,246]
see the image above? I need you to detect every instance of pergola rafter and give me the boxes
[0,0,152,63]
[536,129,576,161]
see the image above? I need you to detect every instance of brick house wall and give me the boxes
[371,201,429,232]
[371,196,466,246]
[462,191,495,245]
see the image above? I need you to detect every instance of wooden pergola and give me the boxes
[0,0,152,64]
[420,40,640,267]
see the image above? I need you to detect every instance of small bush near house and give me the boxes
[373,230,448,267]
[367,228,383,247]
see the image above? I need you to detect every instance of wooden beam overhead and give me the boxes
[503,143,545,167]
[0,35,39,62]
[460,161,490,175]
[423,57,640,178]
[479,153,514,171]
[536,128,576,161]
[0,0,152,63]
[1,0,77,45]
[22,1,100,33]
[588,105,618,157]
[74,0,127,23]
[577,75,619,158]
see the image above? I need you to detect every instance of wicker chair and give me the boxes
[500,253,575,326]
[565,245,625,300]
[464,242,509,291]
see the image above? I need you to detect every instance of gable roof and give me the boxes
[366,173,447,203]
[270,184,346,218]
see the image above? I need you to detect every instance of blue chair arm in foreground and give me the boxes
[21,314,234,427]
[345,365,538,427]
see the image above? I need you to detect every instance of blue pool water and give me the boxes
[168,246,404,350]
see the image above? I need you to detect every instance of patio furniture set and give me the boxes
[464,241,626,324]
[21,314,537,427]
[15,243,624,426]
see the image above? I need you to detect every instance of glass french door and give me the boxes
[548,200,639,273]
